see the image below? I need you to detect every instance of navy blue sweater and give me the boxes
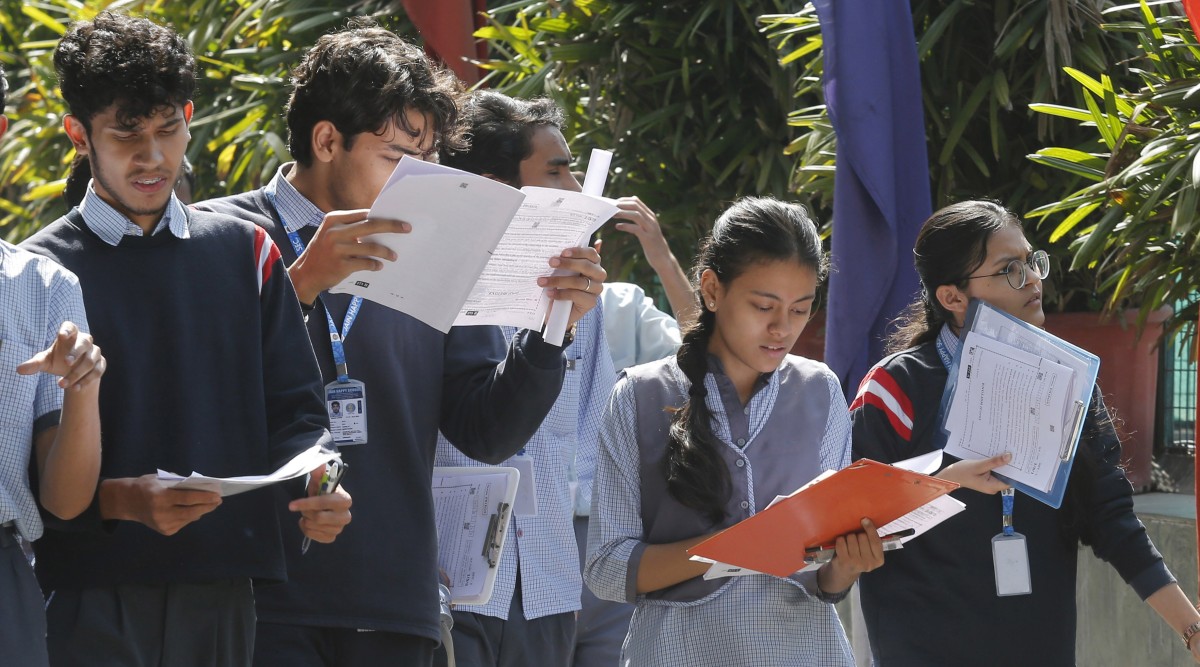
[850,339,1174,666]
[21,208,331,590]
[197,189,566,642]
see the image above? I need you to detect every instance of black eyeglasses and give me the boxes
[965,250,1050,290]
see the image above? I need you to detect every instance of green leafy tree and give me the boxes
[762,0,1141,311]
[477,0,801,287]
[1028,1,1200,335]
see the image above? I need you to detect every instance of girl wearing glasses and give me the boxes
[850,200,1200,666]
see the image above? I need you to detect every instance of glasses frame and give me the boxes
[964,249,1050,290]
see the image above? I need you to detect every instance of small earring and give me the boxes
[708,302,716,309]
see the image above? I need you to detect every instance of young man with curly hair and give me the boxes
[21,14,350,666]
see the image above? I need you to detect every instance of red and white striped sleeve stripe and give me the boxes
[850,367,914,441]
[253,226,282,295]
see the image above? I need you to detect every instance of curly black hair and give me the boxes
[286,17,465,167]
[53,11,195,131]
[439,91,564,185]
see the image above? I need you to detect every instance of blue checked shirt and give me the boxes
[77,181,189,245]
[435,304,616,620]
[0,240,89,541]
[586,358,856,666]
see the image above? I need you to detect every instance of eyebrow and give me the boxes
[547,156,572,167]
[750,289,816,303]
[992,249,1033,267]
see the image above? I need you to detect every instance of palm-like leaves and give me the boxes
[1029,0,1200,336]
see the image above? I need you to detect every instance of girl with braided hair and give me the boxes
[583,196,883,666]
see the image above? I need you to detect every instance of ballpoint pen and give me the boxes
[301,459,347,555]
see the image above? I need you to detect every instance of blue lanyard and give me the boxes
[263,188,361,383]
[1001,488,1015,536]
[935,329,955,369]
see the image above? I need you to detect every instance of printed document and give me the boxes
[433,467,520,605]
[329,157,616,333]
[454,187,617,330]
[156,444,338,497]
[943,332,1075,492]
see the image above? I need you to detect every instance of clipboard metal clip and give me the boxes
[1059,399,1087,462]
[481,501,510,568]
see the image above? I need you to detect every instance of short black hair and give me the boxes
[53,11,195,131]
[440,91,564,184]
[286,18,464,167]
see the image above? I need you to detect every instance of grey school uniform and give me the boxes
[585,355,856,667]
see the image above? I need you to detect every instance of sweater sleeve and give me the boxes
[1081,390,1175,600]
[849,364,918,464]
[253,227,333,470]
[437,326,565,465]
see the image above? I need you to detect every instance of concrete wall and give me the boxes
[1076,493,1197,667]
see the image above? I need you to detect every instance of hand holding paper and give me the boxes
[287,209,410,306]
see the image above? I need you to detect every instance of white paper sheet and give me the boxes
[875,494,966,543]
[329,159,525,333]
[329,157,618,335]
[943,332,1075,492]
[454,187,618,330]
[156,444,338,497]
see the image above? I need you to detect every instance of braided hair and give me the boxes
[665,197,826,523]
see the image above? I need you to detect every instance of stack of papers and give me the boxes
[939,299,1100,507]
[329,157,618,334]
[156,444,338,497]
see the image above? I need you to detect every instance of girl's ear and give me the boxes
[935,283,970,325]
[699,268,720,312]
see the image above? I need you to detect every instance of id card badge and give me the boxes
[511,451,538,517]
[325,379,367,446]
[992,532,1032,596]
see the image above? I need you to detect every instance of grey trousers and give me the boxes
[0,524,49,667]
[434,573,576,667]
[45,578,255,667]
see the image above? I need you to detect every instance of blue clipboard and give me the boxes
[936,299,1100,508]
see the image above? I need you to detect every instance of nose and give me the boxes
[133,134,165,168]
[566,171,583,193]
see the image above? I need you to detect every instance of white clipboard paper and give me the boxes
[938,299,1100,508]
[432,466,520,606]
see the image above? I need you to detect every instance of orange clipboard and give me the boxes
[687,458,959,578]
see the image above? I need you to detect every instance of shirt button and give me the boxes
[740,501,749,509]
[735,459,745,468]
[743,407,750,415]
[736,438,746,447]
[516,529,523,538]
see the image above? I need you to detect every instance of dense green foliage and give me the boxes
[1029,1,1200,334]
